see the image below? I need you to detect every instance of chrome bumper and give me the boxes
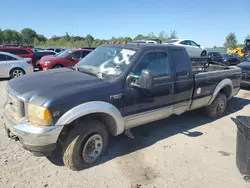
[2,105,63,153]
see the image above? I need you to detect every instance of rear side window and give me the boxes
[15,49,29,54]
[0,49,29,55]
[0,54,6,61]
[171,49,190,77]
[6,55,17,60]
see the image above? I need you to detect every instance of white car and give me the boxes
[163,39,207,57]
[0,51,33,78]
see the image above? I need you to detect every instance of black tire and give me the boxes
[201,51,207,57]
[10,68,25,79]
[53,64,63,69]
[62,119,109,170]
[203,93,227,118]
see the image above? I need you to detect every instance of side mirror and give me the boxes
[197,44,201,47]
[131,69,153,89]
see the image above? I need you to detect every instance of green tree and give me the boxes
[169,30,178,39]
[84,34,94,47]
[0,29,3,44]
[133,34,146,40]
[246,34,250,39]
[37,34,47,42]
[158,31,167,41]
[2,29,14,43]
[213,45,217,48]
[224,32,237,49]
[21,28,37,44]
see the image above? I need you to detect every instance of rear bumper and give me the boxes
[2,105,63,155]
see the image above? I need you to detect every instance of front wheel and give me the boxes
[201,51,207,57]
[53,64,63,69]
[203,93,227,118]
[62,119,109,170]
[10,68,25,79]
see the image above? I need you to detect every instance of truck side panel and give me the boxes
[190,68,241,110]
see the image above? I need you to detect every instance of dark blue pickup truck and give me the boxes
[2,43,242,170]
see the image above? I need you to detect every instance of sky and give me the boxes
[0,0,249,47]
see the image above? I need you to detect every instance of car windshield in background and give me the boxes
[164,40,179,43]
[55,49,71,58]
[76,46,137,79]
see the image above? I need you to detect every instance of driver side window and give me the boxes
[133,52,170,78]
[69,51,81,59]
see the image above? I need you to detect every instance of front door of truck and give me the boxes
[123,50,175,118]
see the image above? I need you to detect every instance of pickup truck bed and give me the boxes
[2,43,242,170]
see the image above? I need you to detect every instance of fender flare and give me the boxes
[55,101,125,136]
[208,78,233,105]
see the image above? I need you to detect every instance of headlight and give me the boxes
[27,103,53,126]
[41,60,51,65]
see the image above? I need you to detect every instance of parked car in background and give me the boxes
[34,50,56,61]
[208,52,223,63]
[237,54,250,86]
[163,39,207,57]
[222,54,240,65]
[47,48,66,53]
[0,51,33,78]
[36,48,93,70]
[132,39,162,44]
[0,46,35,65]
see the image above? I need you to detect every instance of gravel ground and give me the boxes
[0,80,250,188]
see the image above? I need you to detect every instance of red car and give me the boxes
[0,47,35,65]
[36,48,93,70]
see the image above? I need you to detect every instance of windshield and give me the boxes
[76,46,137,79]
[55,49,72,58]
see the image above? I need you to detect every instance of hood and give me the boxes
[237,61,250,70]
[7,68,106,106]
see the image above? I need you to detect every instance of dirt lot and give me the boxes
[0,80,250,188]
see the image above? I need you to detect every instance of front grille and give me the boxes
[5,90,25,123]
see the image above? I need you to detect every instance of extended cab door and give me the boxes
[169,47,194,114]
[123,50,175,128]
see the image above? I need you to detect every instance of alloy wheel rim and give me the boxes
[12,70,23,77]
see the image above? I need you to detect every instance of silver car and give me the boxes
[0,51,33,78]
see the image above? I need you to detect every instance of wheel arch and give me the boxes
[55,101,125,136]
[208,78,233,105]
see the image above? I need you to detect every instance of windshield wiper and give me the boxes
[75,66,99,77]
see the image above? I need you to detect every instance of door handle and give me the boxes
[169,84,175,94]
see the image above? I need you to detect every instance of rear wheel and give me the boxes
[10,68,25,79]
[203,93,227,118]
[62,119,109,170]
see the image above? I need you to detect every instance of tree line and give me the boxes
[223,32,250,49]
[0,28,249,49]
[0,28,178,48]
